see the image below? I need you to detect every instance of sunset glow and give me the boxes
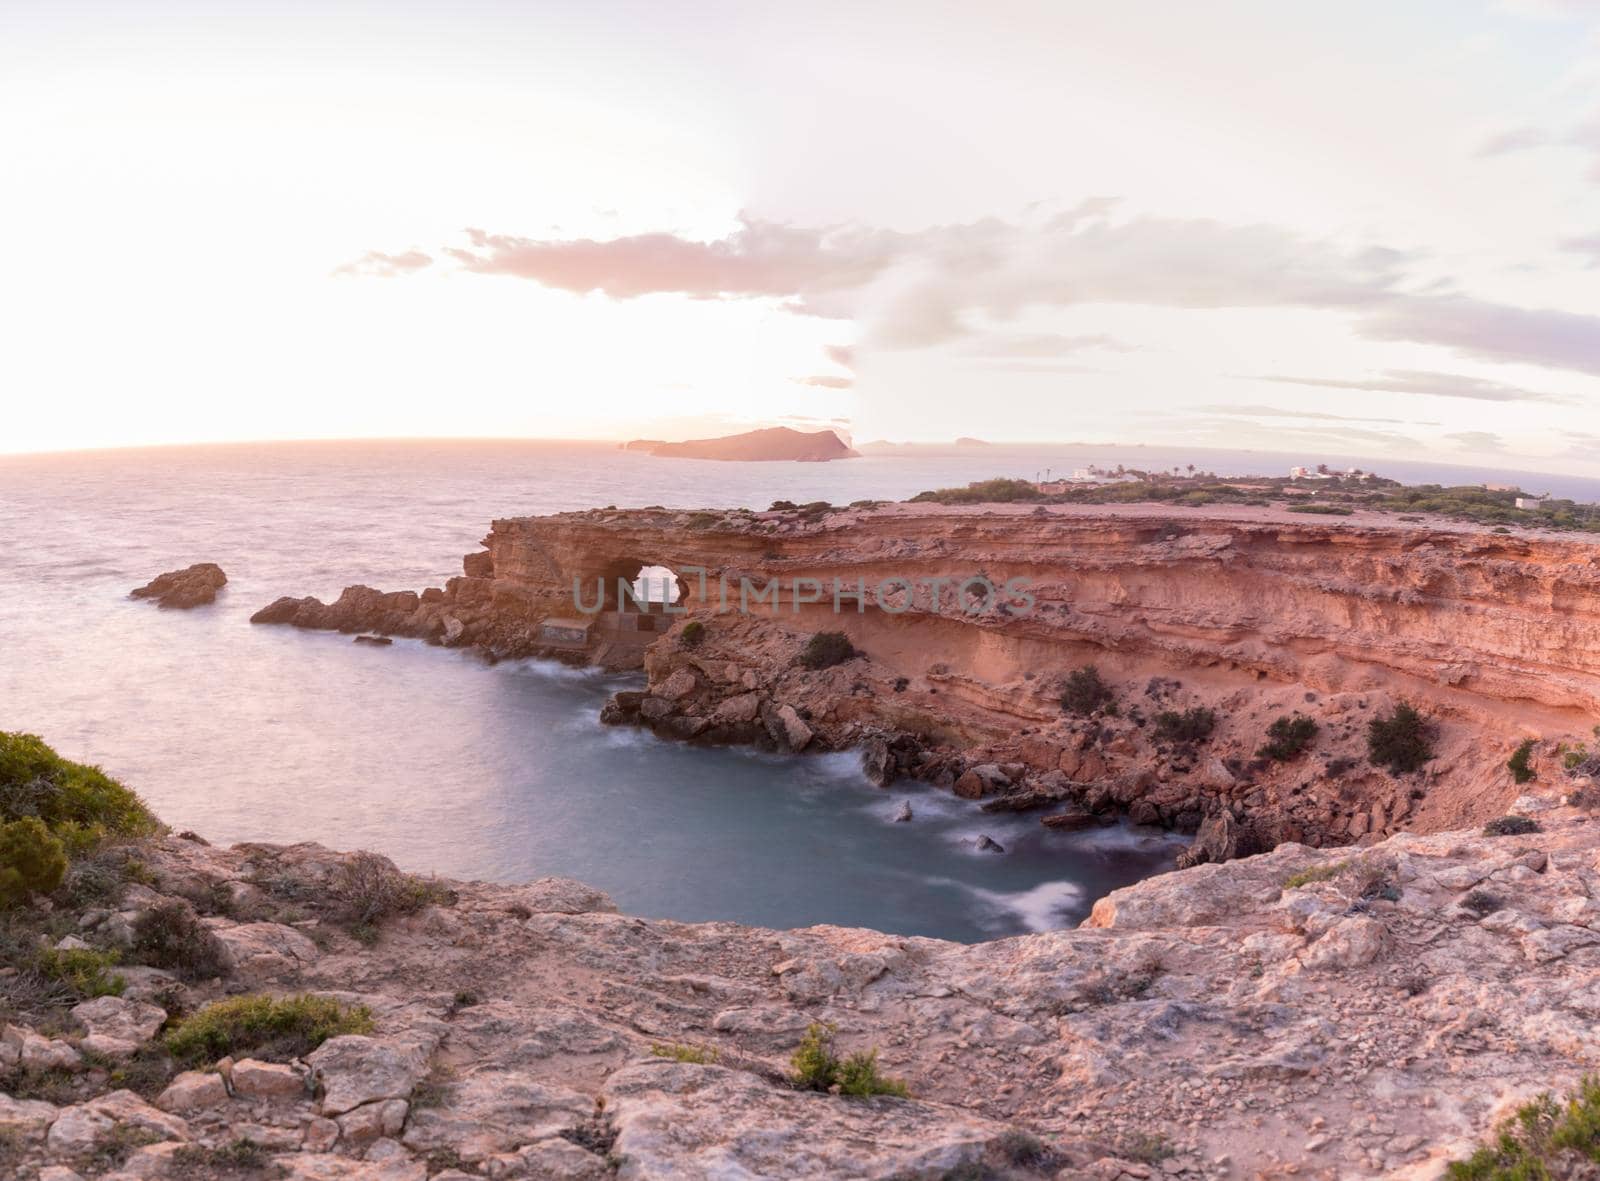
[3,1,1599,470]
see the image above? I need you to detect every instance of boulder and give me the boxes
[1040,809,1096,831]
[953,763,1011,799]
[1176,809,1242,868]
[861,735,894,787]
[273,1153,426,1181]
[306,1036,432,1116]
[975,835,1006,853]
[47,1091,190,1154]
[659,668,699,701]
[767,704,813,752]
[156,1070,230,1112]
[213,921,320,981]
[711,692,763,725]
[893,800,913,823]
[0,1093,59,1137]
[232,1057,306,1098]
[130,563,227,609]
[71,995,166,1045]
[3,1024,81,1071]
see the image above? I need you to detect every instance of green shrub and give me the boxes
[650,1042,719,1064]
[1460,889,1503,917]
[909,478,1043,505]
[1368,702,1434,773]
[789,1022,908,1098]
[799,631,856,670]
[37,947,126,999]
[0,817,68,907]
[1447,1075,1600,1179]
[1508,739,1537,785]
[1284,861,1347,890]
[768,500,798,511]
[1483,815,1540,837]
[680,620,705,647]
[1287,504,1354,515]
[1060,666,1114,716]
[0,732,159,853]
[1259,715,1318,761]
[1153,707,1217,744]
[164,993,372,1065]
[132,900,228,981]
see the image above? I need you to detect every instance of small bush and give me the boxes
[37,947,126,999]
[1483,815,1540,837]
[680,620,705,647]
[331,852,454,931]
[799,631,856,671]
[0,731,159,853]
[1284,861,1347,890]
[1153,707,1217,744]
[1368,702,1434,773]
[789,1022,908,1098]
[1259,715,1319,761]
[650,1042,719,1064]
[1287,504,1354,515]
[171,1139,271,1177]
[0,817,68,907]
[165,993,372,1065]
[768,500,798,511]
[131,900,228,981]
[1446,1075,1600,1180]
[1460,889,1504,917]
[1060,666,1114,716]
[1508,739,1537,785]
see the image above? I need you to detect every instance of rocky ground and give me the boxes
[5,779,1600,1180]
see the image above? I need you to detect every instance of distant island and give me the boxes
[624,426,858,462]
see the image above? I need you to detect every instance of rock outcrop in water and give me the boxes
[626,426,858,462]
[129,563,227,609]
[249,501,1600,858]
[4,783,1599,1179]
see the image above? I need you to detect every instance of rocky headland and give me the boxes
[248,500,1600,859]
[3,731,1600,1180]
[622,427,858,462]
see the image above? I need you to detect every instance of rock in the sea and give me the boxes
[975,834,1006,853]
[129,563,227,609]
[353,634,394,646]
[893,800,913,822]
[1040,808,1095,831]
[954,764,1010,799]
[1176,808,1242,868]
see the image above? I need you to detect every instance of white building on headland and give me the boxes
[1516,496,1547,511]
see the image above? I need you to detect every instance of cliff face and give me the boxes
[250,502,1600,851]
[471,502,1600,718]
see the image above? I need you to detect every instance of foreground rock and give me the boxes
[5,784,1600,1179]
[129,562,227,608]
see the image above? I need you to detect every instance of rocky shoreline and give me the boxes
[4,761,1599,1179]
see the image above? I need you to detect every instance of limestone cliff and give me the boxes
[250,502,1600,853]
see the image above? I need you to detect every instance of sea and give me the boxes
[3,438,1596,942]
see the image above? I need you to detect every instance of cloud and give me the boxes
[1563,234,1600,265]
[1357,298,1600,378]
[795,375,854,389]
[1445,430,1509,452]
[960,332,1133,358]
[1255,367,1572,403]
[823,344,856,369]
[1475,126,1549,157]
[333,250,433,278]
[1194,403,1429,425]
[357,211,1600,379]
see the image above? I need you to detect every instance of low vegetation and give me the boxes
[1509,739,1538,785]
[909,478,1043,505]
[650,1042,719,1064]
[331,851,454,940]
[165,993,372,1065]
[1153,707,1217,744]
[1060,665,1114,716]
[1447,1075,1600,1179]
[679,619,705,647]
[132,899,229,981]
[1460,889,1504,917]
[790,1022,909,1098]
[36,946,126,1000]
[1483,815,1540,837]
[799,631,857,670]
[1367,702,1434,773]
[1284,861,1348,890]
[0,817,68,907]
[0,731,159,855]
[1259,714,1319,761]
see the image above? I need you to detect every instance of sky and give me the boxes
[3,1,1600,472]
